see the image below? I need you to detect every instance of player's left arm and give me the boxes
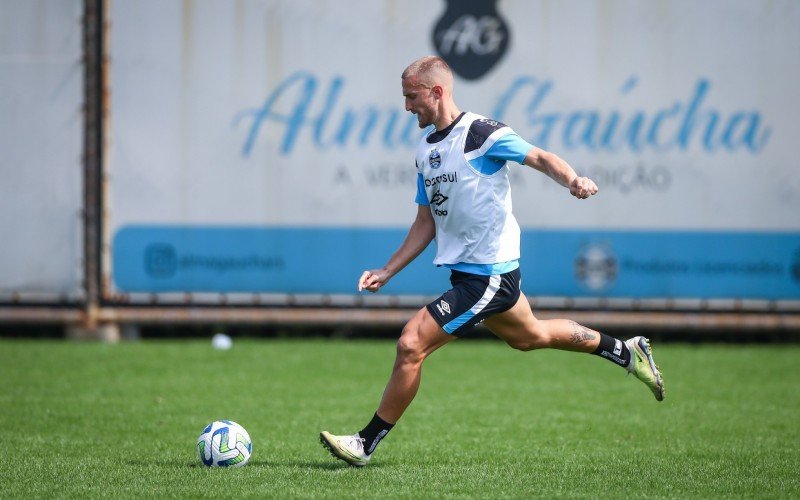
[523,146,598,200]
[482,130,597,200]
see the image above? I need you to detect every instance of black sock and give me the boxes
[358,413,394,455]
[592,332,631,368]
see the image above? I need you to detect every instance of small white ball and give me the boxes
[211,333,233,350]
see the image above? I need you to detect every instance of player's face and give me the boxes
[402,78,437,128]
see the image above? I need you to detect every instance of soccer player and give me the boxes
[320,56,664,467]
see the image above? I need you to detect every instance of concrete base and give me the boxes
[121,324,141,341]
[66,322,121,342]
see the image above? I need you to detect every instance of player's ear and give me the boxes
[431,85,444,98]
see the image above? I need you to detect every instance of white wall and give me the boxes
[0,0,84,301]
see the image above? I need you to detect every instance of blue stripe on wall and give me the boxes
[112,226,800,299]
[113,226,449,294]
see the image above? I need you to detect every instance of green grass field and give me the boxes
[1,338,798,498]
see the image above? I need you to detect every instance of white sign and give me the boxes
[109,0,800,299]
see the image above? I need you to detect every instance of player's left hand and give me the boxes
[569,176,598,199]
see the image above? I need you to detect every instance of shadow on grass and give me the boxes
[254,460,385,470]
[127,459,385,470]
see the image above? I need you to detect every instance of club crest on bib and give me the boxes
[428,149,442,169]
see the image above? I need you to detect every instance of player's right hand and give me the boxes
[358,269,388,293]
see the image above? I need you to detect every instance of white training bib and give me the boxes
[415,112,521,266]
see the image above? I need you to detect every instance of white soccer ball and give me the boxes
[196,420,252,467]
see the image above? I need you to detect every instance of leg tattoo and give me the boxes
[569,321,598,344]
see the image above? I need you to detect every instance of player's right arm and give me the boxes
[358,204,435,293]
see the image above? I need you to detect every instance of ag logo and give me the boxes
[429,149,442,169]
[432,0,510,81]
[574,243,618,292]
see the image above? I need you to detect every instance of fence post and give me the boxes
[69,0,118,341]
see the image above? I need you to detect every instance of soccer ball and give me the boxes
[196,420,252,467]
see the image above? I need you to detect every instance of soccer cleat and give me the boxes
[625,336,665,401]
[319,431,370,467]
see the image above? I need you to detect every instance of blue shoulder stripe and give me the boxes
[484,134,534,164]
[415,173,429,205]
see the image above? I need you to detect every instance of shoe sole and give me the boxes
[635,338,665,401]
[319,432,367,467]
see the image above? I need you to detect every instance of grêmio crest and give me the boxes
[432,0,510,81]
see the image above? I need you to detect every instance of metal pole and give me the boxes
[70,0,117,340]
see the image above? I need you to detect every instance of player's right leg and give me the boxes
[320,307,455,466]
[483,294,664,401]
[481,294,601,352]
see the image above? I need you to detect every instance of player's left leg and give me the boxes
[375,306,456,423]
[321,307,455,466]
[482,294,664,400]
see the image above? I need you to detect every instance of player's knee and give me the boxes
[396,327,425,364]
[506,327,550,352]
[507,339,540,352]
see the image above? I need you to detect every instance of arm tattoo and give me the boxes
[569,321,598,344]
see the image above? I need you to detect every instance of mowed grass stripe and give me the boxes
[0,339,797,498]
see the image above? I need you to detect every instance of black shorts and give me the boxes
[426,268,522,336]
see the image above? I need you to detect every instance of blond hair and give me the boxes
[401,56,453,89]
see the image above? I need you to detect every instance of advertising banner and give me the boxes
[0,0,84,302]
[109,0,800,301]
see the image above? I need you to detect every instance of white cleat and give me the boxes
[625,336,665,401]
[320,431,370,467]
